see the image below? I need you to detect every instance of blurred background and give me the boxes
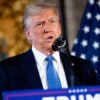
[0,0,87,60]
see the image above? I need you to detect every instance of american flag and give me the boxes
[71,0,100,80]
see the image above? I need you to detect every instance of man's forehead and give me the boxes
[30,10,58,20]
[32,8,57,16]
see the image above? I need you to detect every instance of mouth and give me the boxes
[46,36,54,42]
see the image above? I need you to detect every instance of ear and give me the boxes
[24,28,32,41]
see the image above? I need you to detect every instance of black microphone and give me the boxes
[52,36,67,53]
[52,36,70,55]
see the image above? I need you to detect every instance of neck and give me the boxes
[33,45,56,55]
[41,48,55,55]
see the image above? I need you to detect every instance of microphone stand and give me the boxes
[53,0,74,87]
[52,36,75,87]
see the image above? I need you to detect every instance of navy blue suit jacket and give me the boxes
[0,49,98,99]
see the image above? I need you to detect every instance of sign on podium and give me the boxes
[3,85,100,100]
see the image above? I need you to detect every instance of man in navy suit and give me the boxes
[0,2,99,100]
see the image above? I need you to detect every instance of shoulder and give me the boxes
[0,53,24,66]
[0,49,31,67]
[71,55,90,65]
[61,52,94,71]
[60,52,91,67]
[71,55,87,61]
[70,55,95,74]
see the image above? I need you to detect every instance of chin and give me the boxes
[46,46,52,50]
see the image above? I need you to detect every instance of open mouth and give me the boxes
[46,36,53,41]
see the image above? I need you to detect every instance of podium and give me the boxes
[3,85,100,100]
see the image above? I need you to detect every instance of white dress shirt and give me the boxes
[32,46,68,89]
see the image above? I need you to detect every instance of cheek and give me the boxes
[55,25,61,36]
[31,32,43,44]
[33,28,44,37]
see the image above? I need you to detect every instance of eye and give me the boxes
[36,23,42,26]
[51,20,55,23]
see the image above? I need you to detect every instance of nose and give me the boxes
[43,22,52,33]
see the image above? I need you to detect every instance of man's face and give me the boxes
[25,9,61,54]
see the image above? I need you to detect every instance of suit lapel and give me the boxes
[60,52,72,87]
[20,49,43,89]
[60,53,81,87]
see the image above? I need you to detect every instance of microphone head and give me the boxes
[52,36,67,51]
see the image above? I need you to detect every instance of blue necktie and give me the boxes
[46,55,61,89]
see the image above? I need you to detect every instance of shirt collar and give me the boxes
[32,46,60,66]
[32,46,46,67]
[52,51,61,63]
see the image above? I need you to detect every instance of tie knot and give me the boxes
[46,55,53,62]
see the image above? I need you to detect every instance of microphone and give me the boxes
[52,36,67,52]
[52,36,69,55]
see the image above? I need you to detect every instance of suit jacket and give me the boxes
[0,48,98,99]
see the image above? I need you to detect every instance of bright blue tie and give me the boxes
[46,55,61,89]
